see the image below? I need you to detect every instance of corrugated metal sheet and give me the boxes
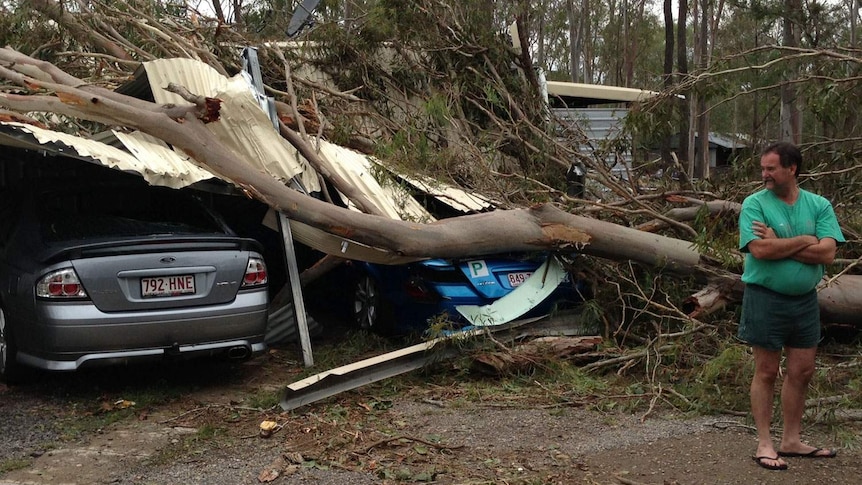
[553,107,628,141]
[0,121,216,188]
[553,107,633,172]
[141,58,321,193]
[316,140,433,222]
[380,169,495,213]
[546,81,660,107]
[0,56,500,266]
[112,131,217,187]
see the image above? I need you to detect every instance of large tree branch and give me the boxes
[0,47,710,272]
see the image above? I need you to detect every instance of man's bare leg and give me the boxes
[778,346,833,456]
[751,346,786,468]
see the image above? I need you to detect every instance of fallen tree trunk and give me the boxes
[637,198,741,233]
[0,47,707,271]
[683,274,862,326]
[818,275,862,326]
[682,278,745,319]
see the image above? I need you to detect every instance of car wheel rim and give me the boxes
[354,276,378,329]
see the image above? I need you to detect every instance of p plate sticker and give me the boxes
[467,260,489,278]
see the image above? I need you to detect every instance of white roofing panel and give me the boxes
[141,58,320,192]
[112,130,216,188]
[546,81,660,104]
[456,256,566,326]
[385,170,495,213]
[0,121,214,188]
[2,55,495,254]
[316,139,434,222]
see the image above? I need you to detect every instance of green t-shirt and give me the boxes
[739,188,845,295]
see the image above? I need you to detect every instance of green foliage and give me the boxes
[574,299,606,337]
[294,330,397,380]
[690,204,743,270]
[548,362,609,398]
[690,345,753,412]
[245,389,281,410]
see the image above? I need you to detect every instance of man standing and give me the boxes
[738,141,844,471]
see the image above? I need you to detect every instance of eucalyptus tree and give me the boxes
[703,1,857,145]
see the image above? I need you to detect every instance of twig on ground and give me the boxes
[355,435,465,455]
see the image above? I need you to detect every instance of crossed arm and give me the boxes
[747,221,837,265]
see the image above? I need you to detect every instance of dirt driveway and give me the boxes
[1,337,859,485]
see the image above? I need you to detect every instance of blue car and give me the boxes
[351,255,590,335]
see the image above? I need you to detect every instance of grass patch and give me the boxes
[0,457,31,473]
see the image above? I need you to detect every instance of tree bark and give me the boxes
[636,199,741,233]
[676,0,690,174]
[684,274,862,326]
[781,0,803,143]
[568,0,580,83]
[660,0,674,167]
[27,0,131,61]
[25,0,132,62]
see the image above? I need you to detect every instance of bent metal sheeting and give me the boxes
[0,56,497,263]
[0,121,216,189]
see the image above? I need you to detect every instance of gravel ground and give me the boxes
[2,394,62,464]
[0,381,731,485]
[2,334,860,485]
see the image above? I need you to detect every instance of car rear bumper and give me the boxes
[18,339,267,371]
[15,290,268,370]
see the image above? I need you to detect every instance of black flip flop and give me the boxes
[753,455,788,470]
[777,447,837,458]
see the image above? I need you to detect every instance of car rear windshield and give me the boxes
[38,186,227,242]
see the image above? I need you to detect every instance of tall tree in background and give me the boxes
[677,0,690,171]
[568,0,581,82]
[782,0,803,143]
[660,0,674,166]
[695,0,710,179]
[852,0,858,47]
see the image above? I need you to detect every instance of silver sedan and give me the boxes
[0,180,269,382]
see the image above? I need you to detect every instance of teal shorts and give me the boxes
[737,283,821,351]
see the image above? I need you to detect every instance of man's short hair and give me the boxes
[762,141,802,177]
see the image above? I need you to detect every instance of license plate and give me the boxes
[507,272,532,287]
[141,275,195,297]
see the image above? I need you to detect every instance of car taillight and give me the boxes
[404,277,439,303]
[242,257,268,288]
[36,268,89,299]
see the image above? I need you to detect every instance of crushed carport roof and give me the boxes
[0,122,216,189]
[0,57,495,264]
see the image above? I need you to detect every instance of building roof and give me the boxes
[546,81,661,108]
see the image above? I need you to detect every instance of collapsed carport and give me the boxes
[0,54,496,367]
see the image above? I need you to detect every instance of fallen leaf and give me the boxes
[114,399,136,409]
[257,468,279,483]
[283,452,304,464]
[259,420,279,438]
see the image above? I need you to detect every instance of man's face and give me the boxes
[760,151,796,193]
